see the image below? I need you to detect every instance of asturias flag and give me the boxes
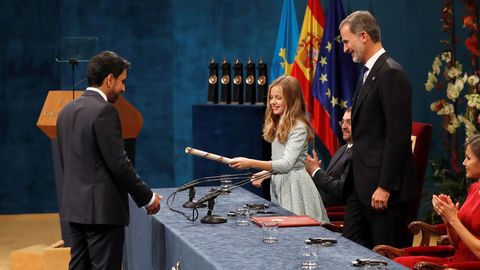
[289,0,326,144]
[270,0,299,81]
[311,0,358,155]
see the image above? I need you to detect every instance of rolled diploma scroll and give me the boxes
[184,147,232,164]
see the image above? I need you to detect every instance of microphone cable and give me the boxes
[168,171,275,222]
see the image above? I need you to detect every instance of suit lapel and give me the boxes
[326,145,347,173]
[352,52,389,121]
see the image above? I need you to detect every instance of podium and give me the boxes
[36,90,143,246]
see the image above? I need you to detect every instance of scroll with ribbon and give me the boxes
[233,59,244,104]
[185,146,232,164]
[257,59,268,105]
[245,58,256,104]
[208,58,219,104]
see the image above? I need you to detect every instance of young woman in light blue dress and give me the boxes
[229,75,329,222]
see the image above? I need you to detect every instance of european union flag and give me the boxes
[270,0,299,81]
[311,0,358,150]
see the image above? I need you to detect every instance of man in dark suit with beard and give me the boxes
[305,108,353,207]
[57,51,162,269]
[339,11,413,248]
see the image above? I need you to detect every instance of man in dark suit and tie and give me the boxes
[57,51,162,269]
[339,11,413,248]
[305,108,353,207]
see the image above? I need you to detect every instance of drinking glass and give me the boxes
[300,244,318,269]
[262,221,278,243]
[235,206,250,225]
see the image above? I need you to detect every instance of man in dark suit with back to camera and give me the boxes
[305,108,353,207]
[57,50,162,269]
[339,11,414,248]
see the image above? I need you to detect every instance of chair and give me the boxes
[374,221,449,259]
[322,122,432,238]
[325,205,345,222]
[374,212,480,269]
[402,121,433,246]
[375,234,480,269]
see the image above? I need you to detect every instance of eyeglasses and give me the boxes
[338,120,351,126]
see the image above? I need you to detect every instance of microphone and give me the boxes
[167,171,274,223]
[177,173,254,209]
[194,189,223,206]
[194,171,274,207]
[176,180,200,192]
[195,188,227,224]
[176,172,253,192]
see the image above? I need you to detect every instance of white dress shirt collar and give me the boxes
[86,87,108,102]
[364,47,386,72]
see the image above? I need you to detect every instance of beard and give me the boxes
[107,93,119,103]
[351,44,365,63]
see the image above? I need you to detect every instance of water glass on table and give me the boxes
[300,244,318,269]
[235,206,250,225]
[220,179,232,194]
[262,221,278,243]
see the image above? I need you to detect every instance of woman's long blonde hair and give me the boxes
[263,75,313,144]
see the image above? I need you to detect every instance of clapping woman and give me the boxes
[395,134,480,267]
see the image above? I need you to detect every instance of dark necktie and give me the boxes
[352,66,369,111]
[359,65,369,87]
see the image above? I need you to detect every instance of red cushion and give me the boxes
[443,261,480,270]
[326,211,344,222]
[326,206,345,212]
[395,255,449,268]
[435,223,447,234]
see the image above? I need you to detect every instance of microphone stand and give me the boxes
[200,193,227,224]
[183,187,206,208]
[196,171,273,224]
[179,173,252,209]
[167,171,273,223]
[69,57,78,99]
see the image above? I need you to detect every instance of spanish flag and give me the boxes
[289,0,328,152]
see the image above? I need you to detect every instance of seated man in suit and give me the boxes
[305,108,353,206]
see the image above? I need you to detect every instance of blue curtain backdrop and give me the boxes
[0,0,452,213]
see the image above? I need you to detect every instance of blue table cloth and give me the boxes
[124,187,406,270]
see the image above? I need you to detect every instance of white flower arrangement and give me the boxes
[425,50,479,136]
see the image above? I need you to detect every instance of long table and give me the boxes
[124,187,406,270]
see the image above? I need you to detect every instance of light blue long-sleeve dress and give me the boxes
[270,121,329,222]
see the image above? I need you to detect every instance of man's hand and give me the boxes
[146,193,162,215]
[305,149,322,176]
[371,187,390,210]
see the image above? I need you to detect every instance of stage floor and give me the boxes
[0,213,61,270]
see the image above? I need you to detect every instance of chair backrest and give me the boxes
[408,122,432,224]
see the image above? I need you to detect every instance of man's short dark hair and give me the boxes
[87,51,131,87]
[340,11,381,43]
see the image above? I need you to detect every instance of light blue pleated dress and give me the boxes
[270,122,329,222]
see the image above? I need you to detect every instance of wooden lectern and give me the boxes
[36,90,143,247]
